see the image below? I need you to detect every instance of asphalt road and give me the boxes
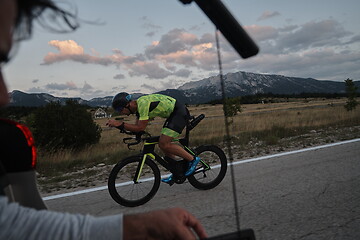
[45,140,360,240]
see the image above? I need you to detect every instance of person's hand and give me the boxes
[123,207,208,240]
[106,119,121,127]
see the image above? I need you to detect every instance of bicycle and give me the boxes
[107,113,228,207]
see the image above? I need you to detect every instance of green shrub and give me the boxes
[224,97,242,117]
[28,100,101,150]
[344,78,359,111]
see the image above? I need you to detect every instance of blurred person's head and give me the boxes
[0,0,78,106]
[0,0,78,208]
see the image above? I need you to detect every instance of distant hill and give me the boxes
[8,71,359,107]
[9,90,89,107]
[175,71,359,104]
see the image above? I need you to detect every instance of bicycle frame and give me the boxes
[123,113,207,183]
[133,138,187,182]
[133,129,210,183]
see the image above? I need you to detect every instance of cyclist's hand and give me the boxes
[123,207,208,240]
[106,120,121,128]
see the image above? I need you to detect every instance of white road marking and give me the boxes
[43,138,360,201]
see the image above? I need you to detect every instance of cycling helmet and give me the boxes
[111,92,132,112]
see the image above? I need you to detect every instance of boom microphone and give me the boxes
[180,0,259,59]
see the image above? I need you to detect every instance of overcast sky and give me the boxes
[3,0,360,100]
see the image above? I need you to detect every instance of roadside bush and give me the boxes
[344,78,359,111]
[28,100,101,150]
[224,97,242,117]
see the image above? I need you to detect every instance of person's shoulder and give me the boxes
[0,195,7,202]
[138,94,159,101]
[149,94,171,100]
[137,95,148,102]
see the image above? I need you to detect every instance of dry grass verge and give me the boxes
[36,98,360,195]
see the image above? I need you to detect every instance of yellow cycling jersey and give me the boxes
[136,94,176,121]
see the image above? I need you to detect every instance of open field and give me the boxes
[36,97,360,194]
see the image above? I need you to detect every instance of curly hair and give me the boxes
[14,0,79,41]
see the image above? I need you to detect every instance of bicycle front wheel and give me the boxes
[108,155,160,207]
[188,145,227,190]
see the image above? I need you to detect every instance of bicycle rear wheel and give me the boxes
[188,145,227,190]
[108,155,160,207]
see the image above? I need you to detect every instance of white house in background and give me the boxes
[94,108,108,119]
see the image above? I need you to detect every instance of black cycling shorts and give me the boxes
[161,101,189,138]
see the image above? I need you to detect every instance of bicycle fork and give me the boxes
[133,153,155,183]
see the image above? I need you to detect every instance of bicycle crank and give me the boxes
[173,175,187,184]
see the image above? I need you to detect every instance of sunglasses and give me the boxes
[116,103,130,113]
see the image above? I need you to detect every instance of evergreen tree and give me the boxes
[344,78,358,111]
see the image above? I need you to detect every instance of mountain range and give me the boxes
[8,71,359,107]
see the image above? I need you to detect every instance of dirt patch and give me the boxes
[228,126,360,160]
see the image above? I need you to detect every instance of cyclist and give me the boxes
[0,0,207,239]
[106,92,201,183]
